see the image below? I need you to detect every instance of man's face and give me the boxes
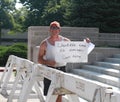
[50,26,60,35]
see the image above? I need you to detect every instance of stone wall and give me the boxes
[1,29,27,45]
[97,33,120,47]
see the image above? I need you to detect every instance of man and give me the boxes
[38,21,91,102]
[38,21,70,102]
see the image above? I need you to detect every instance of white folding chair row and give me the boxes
[15,64,45,102]
[0,56,78,102]
[16,64,78,102]
[5,56,44,102]
[0,55,18,96]
[1,55,117,102]
[0,55,32,98]
[17,63,118,102]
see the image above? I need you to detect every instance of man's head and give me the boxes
[50,21,60,30]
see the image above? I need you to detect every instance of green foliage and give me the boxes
[0,0,16,29]
[63,0,120,33]
[0,43,27,66]
[0,46,8,66]
[0,0,26,35]
[41,0,69,26]
[20,0,48,27]
[1,0,120,33]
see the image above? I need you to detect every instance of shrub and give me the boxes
[0,46,8,66]
[0,43,27,66]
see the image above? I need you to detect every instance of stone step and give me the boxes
[105,58,120,63]
[72,69,120,88]
[113,54,120,58]
[82,65,120,77]
[94,62,120,70]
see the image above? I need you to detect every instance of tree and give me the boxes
[0,0,16,29]
[18,0,120,33]
[64,0,120,32]
[11,7,28,32]
[42,0,68,26]
[19,0,70,27]
[20,0,48,28]
[0,0,16,44]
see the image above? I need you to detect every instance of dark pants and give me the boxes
[43,66,66,96]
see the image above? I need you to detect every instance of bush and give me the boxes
[0,46,8,66]
[0,43,27,66]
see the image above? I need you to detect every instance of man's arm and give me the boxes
[38,41,46,64]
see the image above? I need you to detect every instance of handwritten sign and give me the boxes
[55,41,88,63]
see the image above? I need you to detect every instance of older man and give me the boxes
[38,21,70,102]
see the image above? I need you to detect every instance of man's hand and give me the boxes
[46,60,56,67]
[84,38,91,43]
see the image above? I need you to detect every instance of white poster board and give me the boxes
[55,41,88,63]
[88,42,95,54]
